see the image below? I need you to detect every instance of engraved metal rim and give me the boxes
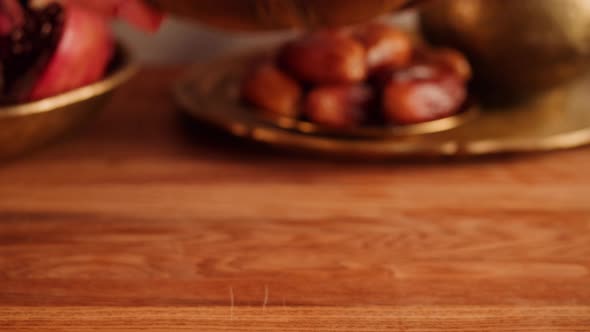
[0,44,138,118]
[177,84,590,156]
[254,100,479,138]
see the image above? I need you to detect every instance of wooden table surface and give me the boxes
[0,68,589,331]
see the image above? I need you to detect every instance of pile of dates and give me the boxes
[0,0,114,104]
[241,24,472,128]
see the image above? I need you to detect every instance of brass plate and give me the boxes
[250,100,478,139]
[193,51,478,138]
[0,43,138,159]
[175,52,590,157]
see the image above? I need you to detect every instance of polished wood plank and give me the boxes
[2,306,589,331]
[0,69,589,330]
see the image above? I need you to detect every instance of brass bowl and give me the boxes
[420,0,590,100]
[0,44,138,159]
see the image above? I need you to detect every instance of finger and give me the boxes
[30,0,163,31]
[116,0,163,32]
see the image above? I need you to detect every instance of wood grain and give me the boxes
[2,306,589,331]
[0,68,589,330]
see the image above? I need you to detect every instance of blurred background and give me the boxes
[113,13,417,64]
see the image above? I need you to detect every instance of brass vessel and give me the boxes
[0,44,137,159]
[150,0,419,30]
[420,0,590,99]
[175,51,590,158]
[253,103,478,139]
[177,51,478,139]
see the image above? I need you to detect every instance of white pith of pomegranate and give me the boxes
[28,4,114,100]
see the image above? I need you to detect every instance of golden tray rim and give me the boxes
[179,49,478,139]
[175,49,590,158]
[253,99,479,139]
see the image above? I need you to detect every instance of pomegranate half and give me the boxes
[28,3,114,100]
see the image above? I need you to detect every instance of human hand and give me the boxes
[31,0,163,31]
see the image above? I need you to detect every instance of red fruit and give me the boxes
[355,23,413,73]
[382,64,467,125]
[304,85,373,128]
[28,4,114,100]
[417,47,472,81]
[1,3,65,103]
[0,0,23,33]
[241,62,303,117]
[279,30,367,84]
[0,14,11,35]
